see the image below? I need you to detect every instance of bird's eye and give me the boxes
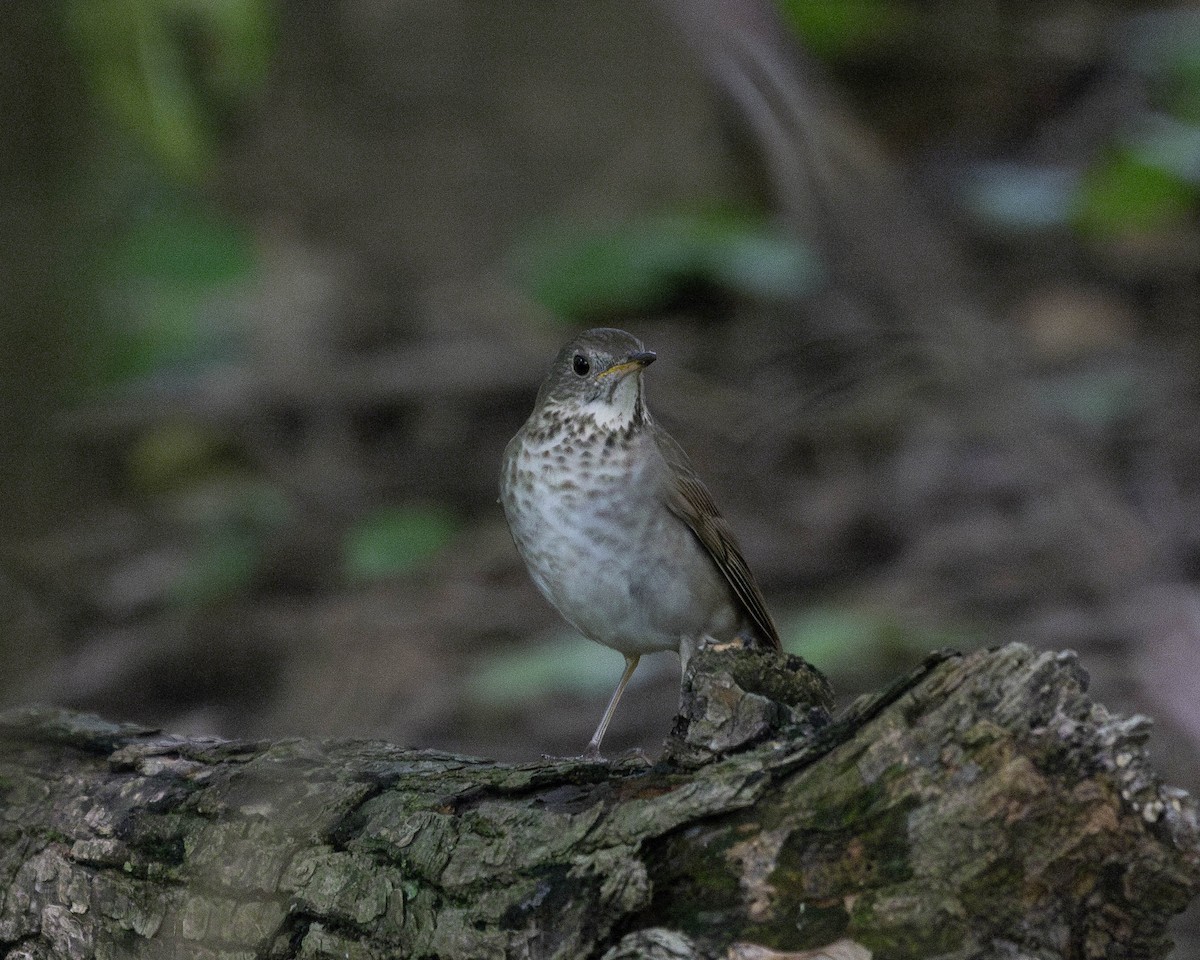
[572,354,590,376]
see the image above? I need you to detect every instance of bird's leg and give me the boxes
[582,654,640,760]
[678,635,710,680]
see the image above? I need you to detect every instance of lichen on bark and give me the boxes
[0,644,1196,960]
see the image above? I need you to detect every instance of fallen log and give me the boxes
[0,643,1195,959]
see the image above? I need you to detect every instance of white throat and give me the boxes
[581,374,641,430]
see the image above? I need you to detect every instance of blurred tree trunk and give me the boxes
[1,644,1195,959]
[656,0,1165,595]
[0,2,91,538]
[0,2,99,686]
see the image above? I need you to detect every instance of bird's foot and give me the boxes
[537,749,608,763]
[568,746,651,766]
[617,747,653,766]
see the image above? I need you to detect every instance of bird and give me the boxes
[500,328,781,759]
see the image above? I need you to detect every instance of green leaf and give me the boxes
[116,201,257,290]
[170,529,260,605]
[781,604,981,674]
[469,633,640,707]
[1074,148,1195,236]
[126,422,226,493]
[1130,117,1200,184]
[88,195,256,388]
[67,0,277,180]
[343,506,459,582]
[961,163,1078,231]
[776,0,908,58]
[1033,369,1149,430]
[514,212,818,320]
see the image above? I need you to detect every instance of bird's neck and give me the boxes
[579,390,646,433]
[539,378,647,437]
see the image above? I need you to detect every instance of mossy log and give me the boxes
[1,644,1196,960]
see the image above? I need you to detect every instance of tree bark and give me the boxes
[0,644,1196,960]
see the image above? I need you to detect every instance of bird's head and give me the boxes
[534,328,656,429]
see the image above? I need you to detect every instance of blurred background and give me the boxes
[3,0,1200,945]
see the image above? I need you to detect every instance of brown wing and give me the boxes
[654,426,782,650]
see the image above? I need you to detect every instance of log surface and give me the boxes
[0,644,1196,960]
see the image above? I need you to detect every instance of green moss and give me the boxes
[792,901,852,945]
[850,889,967,958]
[778,776,917,886]
[957,855,1026,930]
[637,833,747,937]
[121,813,187,866]
[728,652,834,712]
[735,898,850,951]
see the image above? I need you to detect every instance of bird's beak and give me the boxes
[597,351,657,380]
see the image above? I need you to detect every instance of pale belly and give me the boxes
[502,436,738,656]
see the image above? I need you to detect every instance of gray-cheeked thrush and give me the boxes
[501,328,781,758]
